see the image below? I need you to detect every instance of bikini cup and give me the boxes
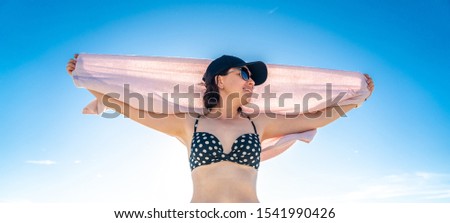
[189,115,261,171]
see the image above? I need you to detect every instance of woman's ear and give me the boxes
[216,76,224,89]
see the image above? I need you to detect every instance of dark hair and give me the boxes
[202,73,243,114]
[203,74,223,111]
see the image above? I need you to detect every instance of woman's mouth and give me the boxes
[243,88,253,93]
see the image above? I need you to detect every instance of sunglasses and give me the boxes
[225,67,251,81]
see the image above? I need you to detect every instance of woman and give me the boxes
[66,54,375,203]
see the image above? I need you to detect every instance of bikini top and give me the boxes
[189,114,261,171]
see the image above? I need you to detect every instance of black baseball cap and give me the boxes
[202,55,268,85]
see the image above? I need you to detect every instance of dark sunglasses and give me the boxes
[225,67,251,81]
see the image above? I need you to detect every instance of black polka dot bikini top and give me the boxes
[189,114,261,171]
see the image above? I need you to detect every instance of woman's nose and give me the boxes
[248,77,255,86]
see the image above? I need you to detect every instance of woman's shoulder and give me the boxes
[242,112,273,123]
[242,112,282,133]
[168,112,203,145]
[179,112,202,127]
[241,112,268,127]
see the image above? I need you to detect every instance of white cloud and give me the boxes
[268,7,279,15]
[74,160,82,164]
[297,171,450,203]
[0,199,33,204]
[25,160,56,165]
[342,172,450,202]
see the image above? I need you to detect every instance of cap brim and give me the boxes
[244,61,267,85]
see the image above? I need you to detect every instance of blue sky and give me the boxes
[1,0,449,203]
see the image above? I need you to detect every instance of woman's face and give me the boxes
[217,66,255,105]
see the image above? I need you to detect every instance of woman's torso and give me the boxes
[178,113,262,203]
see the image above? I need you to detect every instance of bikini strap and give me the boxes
[193,114,201,133]
[246,116,258,134]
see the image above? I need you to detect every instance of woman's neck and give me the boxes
[207,103,242,120]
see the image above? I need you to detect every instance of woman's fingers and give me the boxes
[66,55,78,75]
[67,63,75,69]
[363,74,375,100]
[66,64,75,75]
[363,74,374,88]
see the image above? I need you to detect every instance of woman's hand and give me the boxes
[364,74,375,100]
[66,54,78,76]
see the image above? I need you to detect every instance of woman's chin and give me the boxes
[241,94,253,104]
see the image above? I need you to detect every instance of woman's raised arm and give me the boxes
[259,74,374,140]
[66,54,189,138]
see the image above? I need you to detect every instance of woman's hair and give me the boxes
[203,74,223,111]
[202,72,243,114]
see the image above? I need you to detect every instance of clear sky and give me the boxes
[1,0,449,203]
